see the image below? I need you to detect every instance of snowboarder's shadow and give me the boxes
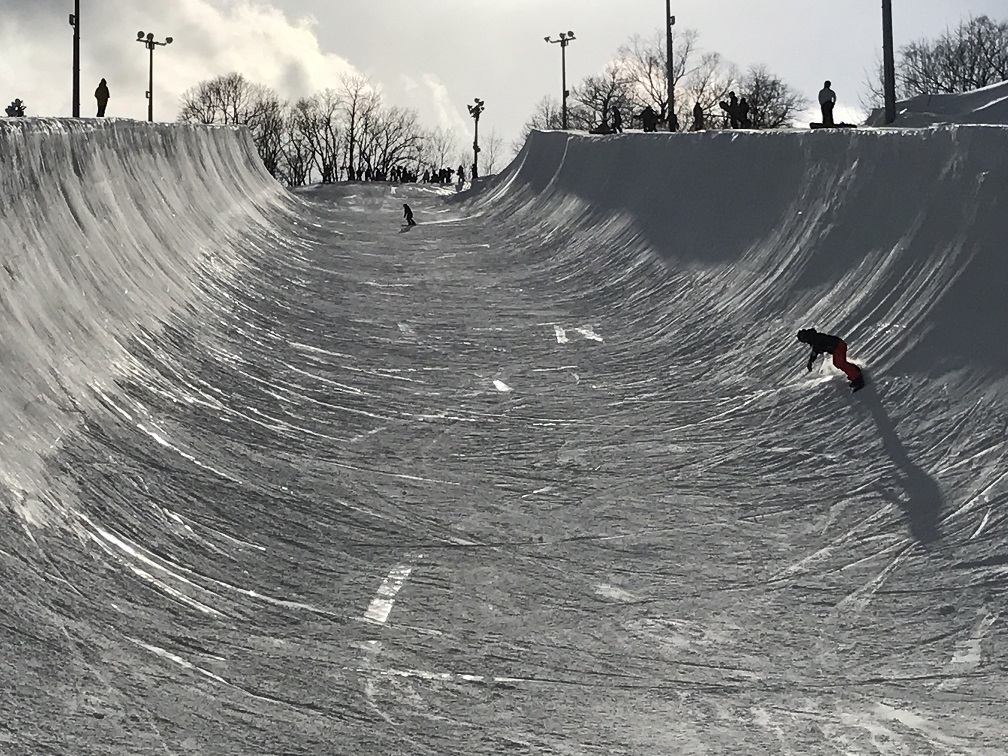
[399,224,416,233]
[859,388,943,543]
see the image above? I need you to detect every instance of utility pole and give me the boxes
[666,2,676,131]
[882,0,897,124]
[69,0,80,117]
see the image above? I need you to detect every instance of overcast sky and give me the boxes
[2,0,1006,157]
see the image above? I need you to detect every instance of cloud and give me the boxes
[402,72,469,136]
[0,0,361,119]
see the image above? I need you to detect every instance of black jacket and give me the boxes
[804,332,842,357]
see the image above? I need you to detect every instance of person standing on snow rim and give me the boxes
[818,80,836,126]
[95,78,110,117]
[797,328,865,391]
[402,203,416,226]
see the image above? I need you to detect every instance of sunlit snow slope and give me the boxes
[2,118,1007,755]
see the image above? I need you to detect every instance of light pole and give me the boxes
[666,4,676,131]
[545,31,576,129]
[136,30,173,122]
[467,97,485,181]
[882,0,896,124]
[69,0,80,117]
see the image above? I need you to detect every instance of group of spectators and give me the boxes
[591,79,840,133]
[342,164,468,184]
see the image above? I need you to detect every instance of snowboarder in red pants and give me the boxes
[797,328,865,391]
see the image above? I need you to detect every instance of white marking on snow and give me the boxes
[363,564,414,624]
[493,379,512,392]
[574,326,604,342]
[951,611,997,669]
[553,325,569,344]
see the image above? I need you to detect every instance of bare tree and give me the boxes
[178,72,287,175]
[570,62,635,130]
[678,52,738,129]
[291,89,342,183]
[423,126,461,173]
[478,126,504,176]
[863,14,1008,106]
[283,100,316,187]
[738,64,809,128]
[617,28,700,127]
[361,104,425,177]
[515,95,563,149]
[899,15,1008,96]
[338,72,380,179]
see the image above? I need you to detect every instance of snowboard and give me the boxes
[810,122,858,129]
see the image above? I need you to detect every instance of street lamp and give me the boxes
[666,4,676,131]
[467,97,485,180]
[136,30,173,122]
[545,31,576,129]
[69,0,80,117]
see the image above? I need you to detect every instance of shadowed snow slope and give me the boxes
[485,128,1008,385]
[2,119,1008,754]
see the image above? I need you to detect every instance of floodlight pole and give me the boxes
[666,3,675,131]
[69,0,80,117]
[136,30,173,122]
[545,31,576,129]
[882,0,896,124]
[467,98,485,180]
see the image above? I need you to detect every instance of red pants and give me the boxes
[832,341,861,381]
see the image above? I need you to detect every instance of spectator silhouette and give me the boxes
[612,107,623,133]
[457,164,465,184]
[691,101,704,131]
[95,78,110,117]
[668,111,679,131]
[638,105,659,132]
[818,80,836,126]
[738,97,751,128]
[726,92,739,128]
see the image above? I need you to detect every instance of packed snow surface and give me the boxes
[1,116,1007,755]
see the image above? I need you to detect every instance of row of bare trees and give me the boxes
[520,28,809,143]
[864,14,1008,106]
[178,72,504,187]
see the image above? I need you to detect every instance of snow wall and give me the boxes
[476,126,1008,394]
[0,119,292,514]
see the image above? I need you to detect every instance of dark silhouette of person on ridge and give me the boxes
[95,78,110,117]
[612,107,623,133]
[692,101,704,131]
[738,97,751,128]
[723,91,740,128]
[403,203,416,226]
[638,105,659,132]
[818,80,836,126]
[797,328,864,391]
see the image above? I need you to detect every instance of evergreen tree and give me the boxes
[5,98,26,117]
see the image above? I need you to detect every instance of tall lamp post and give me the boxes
[136,30,173,122]
[882,0,896,124]
[467,97,485,181]
[666,4,676,131]
[69,0,80,117]
[544,31,576,129]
